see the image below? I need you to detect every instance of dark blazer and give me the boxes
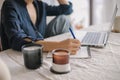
[1,0,73,51]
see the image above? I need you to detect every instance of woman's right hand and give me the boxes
[59,39,81,55]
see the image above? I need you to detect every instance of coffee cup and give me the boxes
[112,16,120,33]
[50,49,71,74]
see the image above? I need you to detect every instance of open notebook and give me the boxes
[47,46,91,59]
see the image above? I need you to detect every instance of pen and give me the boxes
[69,27,76,39]
[69,27,81,49]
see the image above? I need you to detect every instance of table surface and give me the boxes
[0,24,120,80]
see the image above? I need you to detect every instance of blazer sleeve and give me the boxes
[45,2,73,16]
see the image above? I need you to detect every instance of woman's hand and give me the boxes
[58,39,81,55]
[34,39,80,55]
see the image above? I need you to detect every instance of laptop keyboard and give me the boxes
[81,32,106,45]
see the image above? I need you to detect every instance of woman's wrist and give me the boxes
[34,40,60,52]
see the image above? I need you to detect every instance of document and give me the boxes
[47,46,91,59]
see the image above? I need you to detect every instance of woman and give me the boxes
[1,0,80,54]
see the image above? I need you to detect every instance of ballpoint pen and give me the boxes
[69,27,81,49]
[69,27,76,39]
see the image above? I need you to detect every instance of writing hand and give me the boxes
[59,39,81,55]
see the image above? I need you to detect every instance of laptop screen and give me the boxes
[108,4,118,32]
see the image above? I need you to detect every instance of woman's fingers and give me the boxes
[70,50,78,55]
[60,39,81,55]
[68,39,81,55]
[72,39,80,44]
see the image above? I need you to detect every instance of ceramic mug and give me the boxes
[113,16,120,33]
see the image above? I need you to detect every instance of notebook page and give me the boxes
[47,47,91,59]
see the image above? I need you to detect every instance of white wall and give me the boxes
[117,0,120,16]
[69,0,90,27]
[42,0,59,6]
[93,0,117,24]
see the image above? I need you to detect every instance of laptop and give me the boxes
[75,4,118,47]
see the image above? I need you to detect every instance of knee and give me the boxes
[56,15,71,32]
[56,15,70,22]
